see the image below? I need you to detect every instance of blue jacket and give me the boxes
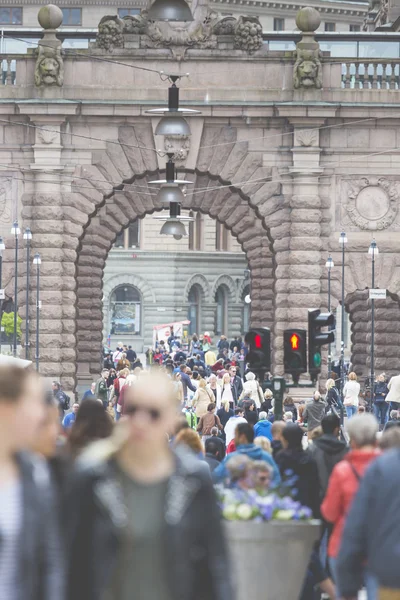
[253,420,273,441]
[337,449,400,595]
[212,444,281,486]
[180,372,197,399]
[62,412,76,430]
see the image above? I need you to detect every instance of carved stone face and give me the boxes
[39,57,60,85]
[298,59,318,87]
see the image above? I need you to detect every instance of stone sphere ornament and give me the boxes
[295,7,321,32]
[38,4,63,29]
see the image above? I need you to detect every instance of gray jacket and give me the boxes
[337,448,400,595]
[16,453,64,600]
[303,399,327,432]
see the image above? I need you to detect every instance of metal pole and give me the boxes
[13,234,18,357]
[0,252,3,355]
[25,238,30,359]
[328,265,331,375]
[36,263,40,372]
[371,253,375,407]
[340,242,345,399]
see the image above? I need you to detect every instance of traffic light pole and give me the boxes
[328,263,332,376]
[370,250,375,408]
[340,238,346,400]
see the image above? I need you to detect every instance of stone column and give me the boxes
[19,110,77,390]
[287,120,324,353]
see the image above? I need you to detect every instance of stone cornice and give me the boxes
[212,0,368,15]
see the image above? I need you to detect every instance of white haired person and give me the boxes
[239,371,263,409]
[321,414,380,599]
[66,373,232,600]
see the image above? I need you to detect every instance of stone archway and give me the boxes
[72,122,286,385]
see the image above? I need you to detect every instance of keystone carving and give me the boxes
[164,135,190,166]
[345,177,399,231]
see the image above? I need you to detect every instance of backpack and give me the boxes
[57,390,70,411]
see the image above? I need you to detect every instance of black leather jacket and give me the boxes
[16,453,64,600]
[65,448,232,600]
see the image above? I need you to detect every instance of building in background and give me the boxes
[0,0,368,54]
[103,213,249,352]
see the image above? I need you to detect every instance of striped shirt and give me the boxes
[0,479,22,600]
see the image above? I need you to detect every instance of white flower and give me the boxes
[223,505,237,520]
[275,509,294,521]
[236,503,253,520]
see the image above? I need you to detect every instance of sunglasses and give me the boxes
[124,404,162,422]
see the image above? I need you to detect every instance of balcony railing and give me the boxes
[340,60,400,89]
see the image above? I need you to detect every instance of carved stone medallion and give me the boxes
[346,177,398,230]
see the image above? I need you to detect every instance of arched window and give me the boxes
[188,285,202,335]
[215,285,229,336]
[242,285,251,333]
[109,285,141,336]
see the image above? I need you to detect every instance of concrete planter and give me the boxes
[225,520,321,600]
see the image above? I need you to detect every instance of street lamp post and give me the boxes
[33,253,41,372]
[11,222,20,357]
[368,240,379,408]
[23,227,32,360]
[0,236,5,355]
[339,232,347,399]
[325,255,334,375]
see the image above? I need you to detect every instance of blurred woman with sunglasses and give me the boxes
[66,372,231,600]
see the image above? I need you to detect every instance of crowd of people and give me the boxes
[3,329,400,600]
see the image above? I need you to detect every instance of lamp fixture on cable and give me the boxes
[149,153,193,186]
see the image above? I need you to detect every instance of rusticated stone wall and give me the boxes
[347,289,400,380]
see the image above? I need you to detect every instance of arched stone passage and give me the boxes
[72,125,286,384]
[211,274,237,303]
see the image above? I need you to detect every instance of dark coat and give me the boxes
[16,453,64,600]
[65,448,232,600]
[275,447,320,518]
[309,434,348,496]
[217,407,234,429]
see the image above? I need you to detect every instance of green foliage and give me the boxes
[1,312,22,341]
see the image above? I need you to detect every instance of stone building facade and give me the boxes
[0,2,399,393]
[103,215,248,352]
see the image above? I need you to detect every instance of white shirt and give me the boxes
[224,416,247,446]
[343,380,361,406]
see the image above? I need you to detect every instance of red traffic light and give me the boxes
[254,334,262,349]
[290,334,299,350]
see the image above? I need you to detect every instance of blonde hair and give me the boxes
[198,378,207,389]
[223,373,231,385]
[349,372,357,381]
[326,378,335,390]
[222,399,230,412]
[254,436,272,453]
[264,389,273,399]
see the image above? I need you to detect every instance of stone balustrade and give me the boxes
[340,60,400,90]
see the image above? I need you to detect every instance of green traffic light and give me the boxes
[313,352,321,368]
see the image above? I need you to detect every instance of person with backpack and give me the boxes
[321,414,380,599]
[196,403,222,442]
[110,367,129,421]
[95,369,109,410]
[52,380,70,420]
